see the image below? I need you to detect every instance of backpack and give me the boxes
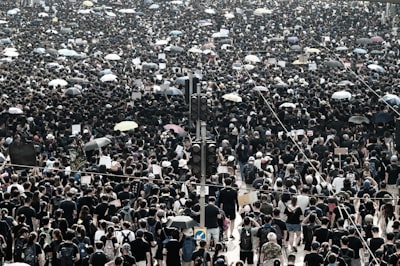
[76,238,89,260]
[339,249,351,265]
[258,225,275,247]
[23,244,37,266]
[59,244,75,266]
[119,208,134,223]
[384,243,396,262]
[146,219,157,237]
[319,183,330,196]
[214,257,227,266]
[14,237,25,258]
[240,228,252,251]
[104,239,115,260]
[244,164,257,184]
[121,231,131,244]
[182,237,196,262]
[369,158,379,179]
[304,223,320,244]
[194,251,208,266]
[39,227,53,246]
[270,222,283,241]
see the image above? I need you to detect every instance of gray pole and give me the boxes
[199,121,207,227]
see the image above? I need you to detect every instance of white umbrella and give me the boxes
[104,53,121,60]
[8,107,23,114]
[0,57,12,63]
[77,9,92,14]
[82,0,94,7]
[58,49,78,57]
[188,47,203,53]
[7,8,20,15]
[331,90,352,100]
[253,86,268,92]
[48,78,68,87]
[224,13,235,19]
[243,64,256,70]
[211,32,229,38]
[204,8,216,14]
[38,12,49,17]
[154,40,169,46]
[105,11,116,17]
[114,121,139,131]
[253,8,272,15]
[119,8,136,13]
[100,74,117,82]
[3,50,19,57]
[368,64,386,73]
[0,20,8,24]
[222,93,242,103]
[148,4,160,9]
[244,55,261,63]
[279,102,297,109]
[33,47,46,54]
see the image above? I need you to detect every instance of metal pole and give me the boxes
[195,84,201,141]
[200,121,207,228]
[188,73,193,129]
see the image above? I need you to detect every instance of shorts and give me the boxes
[286,223,301,232]
[224,209,236,220]
[207,227,220,242]
[240,251,254,264]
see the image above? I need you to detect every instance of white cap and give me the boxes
[248,156,255,162]
[256,152,263,158]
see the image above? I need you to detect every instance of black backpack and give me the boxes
[339,249,352,266]
[239,228,252,251]
[59,244,75,266]
[258,225,275,247]
[23,244,37,266]
[244,164,257,184]
[121,231,131,244]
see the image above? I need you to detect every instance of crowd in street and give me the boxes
[2,0,400,265]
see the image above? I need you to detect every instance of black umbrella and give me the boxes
[166,216,198,229]
[65,87,81,96]
[324,60,343,68]
[371,112,394,124]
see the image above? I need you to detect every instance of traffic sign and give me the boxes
[194,227,207,240]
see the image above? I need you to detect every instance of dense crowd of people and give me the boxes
[2,0,400,265]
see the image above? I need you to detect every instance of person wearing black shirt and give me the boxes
[303,241,324,265]
[59,192,77,227]
[218,178,239,239]
[57,230,80,266]
[16,197,37,231]
[130,230,151,266]
[347,227,364,265]
[205,197,221,244]
[191,240,211,266]
[89,242,109,266]
[313,217,332,245]
[117,183,135,203]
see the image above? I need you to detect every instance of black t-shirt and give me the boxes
[218,188,238,211]
[122,254,136,266]
[57,242,79,261]
[131,239,151,262]
[303,252,324,265]
[205,204,220,228]
[59,200,77,225]
[314,227,331,244]
[94,203,109,221]
[16,206,36,230]
[191,249,211,264]
[164,239,182,266]
[284,206,302,224]
[347,235,363,259]
[89,250,109,266]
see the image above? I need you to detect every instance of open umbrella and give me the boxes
[58,49,78,57]
[33,47,46,54]
[114,121,138,131]
[68,77,89,84]
[224,13,235,19]
[338,80,355,86]
[244,55,261,63]
[324,60,343,68]
[356,38,372,45]
[252,86,268,92]
[166,216,198,229]
[290,45,302,51]
[335,46,348,51]
[371,36,384,43]
[142,62,158,70]
[100,74,118,82]
[211,32,229,38]
[82,0,93,7]
[371,112,394,124]
[104,54,121,60]
[368,64,386,73]
[8,107,23,114]
[65,87,81,96]
[119,8,136,13]
[253,8,272,15]
[164,124,185,134]
[380,94,400,106]
[158,87,183,96]
[148,3,160,9]
[287,36,299,43]
[204,8,216,14]
[348,116,370,124]
[3,50,19,57]
[222,93,242,103]
[174,76,189,85]
[353,48,367,54]
[84,137,112,151]
[279,102,297,109]
[48,79,68,87]
[305,48,321,53]
[331,90,352,100]
[169,30,183,36]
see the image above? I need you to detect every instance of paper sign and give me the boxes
[217,165,229,174]
[196,185,209,195]
[334,147,348,155]
[267,58,277,65]
[175,145,183,158]
[80,175,91,185]
[238,191,258,206]
[72,124,81,135]
[152,164,162,176]
[159,63,166,70]
[277,60,286,68]
[99,155,112,169]
[309,63,317,71]
[131,92,142,100]
[132,57,141,65]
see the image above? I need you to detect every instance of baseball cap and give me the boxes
[248,156,255,162]
[311,241,320,249]
[122,243,131,250]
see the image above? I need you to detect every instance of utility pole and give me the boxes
[200,121,207,227]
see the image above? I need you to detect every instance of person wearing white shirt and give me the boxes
[6,174,24,194]
[331,170,346,193]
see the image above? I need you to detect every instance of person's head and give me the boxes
[311,241,320,251]
[115,256,124,266]
[243,216,251,226]
[121,243,131,254]
[267,232,277,242]
[340,236,349,246]
[65,229,76,241]
[372,226,380,235]
[95,241,104,250]
[136,229,144,238]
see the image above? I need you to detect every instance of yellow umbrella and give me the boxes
[82,0,93,7]
[114,121,138,131]
[305,48,321,53]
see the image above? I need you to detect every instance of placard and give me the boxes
[334,147,348,155]
[80,175,91,185]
